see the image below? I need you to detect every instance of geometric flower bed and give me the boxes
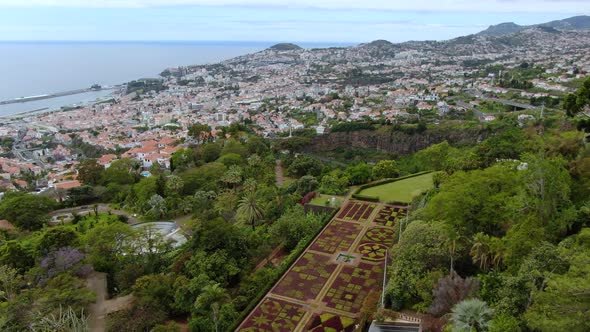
[239,297,306,332]
[373,205,407,227]
[310,220,363,254]
[239,201,408,331]
[337,201,377,222]
[322,262,384,313]
[362,227,396,246]
[306,313,356,332]
[271,252,337,301]
[357,243,388,261]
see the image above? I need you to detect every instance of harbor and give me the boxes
[0,85,117,105]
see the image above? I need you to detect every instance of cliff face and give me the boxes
[305,128,489,156]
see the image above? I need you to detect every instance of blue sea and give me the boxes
[0,41,352,116]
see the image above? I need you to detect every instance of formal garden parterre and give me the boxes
[322,261,384,313]
[373,205,406,227]
[309,220,363,254]
[239,297,307,332]
[306,313,356,332]
[336,201,377,222]
[237,201,407,331]
[271,252,338,301]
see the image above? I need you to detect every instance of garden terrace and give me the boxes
[236,200,407,331]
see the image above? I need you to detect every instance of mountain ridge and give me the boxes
[478,15,590,37]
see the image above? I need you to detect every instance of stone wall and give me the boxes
[304,127,489,156]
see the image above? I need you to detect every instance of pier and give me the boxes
[0,86,116,106]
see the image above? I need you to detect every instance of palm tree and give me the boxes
[451,299,494,332]
[471,233,505,271]
[236,190,263,231]
[195,284,229,332]
[446,227,466,273]
[470,233,492,270]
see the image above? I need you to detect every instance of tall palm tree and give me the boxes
[446,227,466,273]
[195,284,229,332]
[451,299,494,332]
[236,190,263,231]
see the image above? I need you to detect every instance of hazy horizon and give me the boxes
[1,1,589,43]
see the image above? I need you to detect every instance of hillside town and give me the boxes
[1,27,590,195]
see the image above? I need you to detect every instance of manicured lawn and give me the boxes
[309,195,345,208]
[358,173,434,203]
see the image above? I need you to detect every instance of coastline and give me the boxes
[0,89,121,120]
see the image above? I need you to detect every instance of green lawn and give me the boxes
[358,173,434,203]
[309,195,345,208]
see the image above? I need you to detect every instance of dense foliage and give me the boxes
[3,81,590,331]
[383,94,590,331]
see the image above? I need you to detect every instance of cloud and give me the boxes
[0,0,589,13]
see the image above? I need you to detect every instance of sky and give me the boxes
[0,0,589,43]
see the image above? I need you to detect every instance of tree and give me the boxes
[269,206,324,250]
[132,273,177,315]
[38,228,80,255]
[319,171,349,195]
[77,159,103,185]
[429,271,479,317]
[107,301,167,332]
[221,139,248,157]
[0,193,58,231]
[194,284,230,332]
[385,221,450,310]
[35,273,95,315]
[217,153,243,167]
[188,123,212,142]
[165,175,184,196]
[220,165,243,188]
[414,141,454,171]
[180,162,226,194]
[0,265,22,302]
[521,155,572,239]
[185,250,241,286]
[84,222,134,273]
[419,165,522,237]
[65,186,96,207]
[476,128,525,167]
[170,148,196,171]
[236,190,264,231]
[523,229,590,331]
[0,241,35,272]
[346,162,373,185]
[39,248,90,280]
[102,159,140,185]
[289,175,319,195]
[372,160,399,179]
[489,314,521,332]
[213,190,239,221]
[564,77,590,117]
[132,177,159,212]
[287,155,323,177]
[202,144,222,163]
[470,233,505,271]
[246,136,268,155]
[451,299,494,332]
[147,194,167,220]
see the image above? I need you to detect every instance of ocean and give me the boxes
[0,41,351,117]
